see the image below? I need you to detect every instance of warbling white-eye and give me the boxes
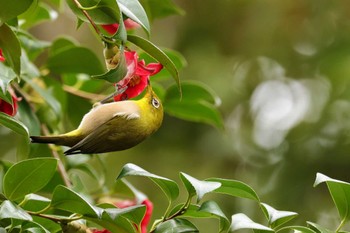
[30,84,163,155]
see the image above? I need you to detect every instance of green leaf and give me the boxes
[18,32,50,61]
[164,100,224,129]
[86,203,145,233]
[3,158,58,201]
[0,112,29,137]
[307,222,333,233]
[51,185,101,218]
[22,221,50,233]
[17,98,41,135]
[118,0,150,35]
[260,203,298,229]
[116,163,179,202]
[154,219,199,233]
[0,23,21,76]
[170,201,229,232]
[19,2,58,29]
[140,0,185,20]
[92,47,127,83]
[179,173,221,202]
[198,201,230,232]
[127,35,180,92]
[103,204,146,226]
[206,178,260,201]
[0,200,32,220]
[47,43,104,75]
[0,0,34,22]
[314,173,350,222]
[165,81,221,106]
[66,0,120,24]
[163,81,223,129]
[231,213,274,232]
[21,194,51,212]
[0,63,16,100]
[277,226,317,233]
[21,76,62,116]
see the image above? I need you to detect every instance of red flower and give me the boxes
[102,18,140,35]
[0,49,5,62]
[92,229,110,233]
[114,51,163,101]
[0,88,19,116]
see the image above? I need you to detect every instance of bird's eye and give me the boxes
[152,98,160,108]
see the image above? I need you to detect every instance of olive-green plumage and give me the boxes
[30,85,163,155]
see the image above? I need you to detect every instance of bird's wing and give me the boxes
[64,112,140,155]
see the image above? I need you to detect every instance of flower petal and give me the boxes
[101,24,119,35]
[0,49,5,62]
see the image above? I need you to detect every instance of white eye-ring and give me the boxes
[152,98,160,108]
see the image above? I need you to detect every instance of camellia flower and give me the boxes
[0,86,19,117]
[102,18,140,35]
[0,53,19,116]
[0,49,5,62]
[114,50,163,101]
[91,198,153,233]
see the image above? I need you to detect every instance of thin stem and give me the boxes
[72,0,101,36]
[150,196,193,232]
[42,125,72,188]
[335,218,346,232]
[13,84,71,187]
[62,85,107,101]
[28,211,82,223]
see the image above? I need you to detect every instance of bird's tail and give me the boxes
[30,135,77,147]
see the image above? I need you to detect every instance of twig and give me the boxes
[42,125,72,188]
[72,0,101,35]
[62,85,107,101]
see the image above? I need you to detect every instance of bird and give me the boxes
[30,84,163,155]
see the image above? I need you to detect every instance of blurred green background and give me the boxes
[3,0,350,231]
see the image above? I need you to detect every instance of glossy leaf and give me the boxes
[21,194,51,212]
[0,0,34,22]
[19,2,58,29]
[141,0,185,20]
[66,0,120,24]
[199,201,230,232]
[116,163,179,202]
[47,45,104,75]
[127,35,180,92]
[306,222,333,233]
[0,63,16,102]
[103,204,146,226]
[206,178,260,201]
[179,172,221,202]
[231,213,274,232]
[277,226,317,233]
[118,0,150,35]
[314,173,350,222]
[87,203,145,233]
[260,203,298,229]
[0,200,32,220]
[169,201,229,232]
[92,47,127,83]
[165,81,221,106]
[0,23,21,76]
[50,55,103,77]
[164,100,224,129]
[154,218,199,233]
[0,112,29,137]
[51,185,101,218]
[3,158,57,201]
[22,221,50,233]
[18,32,50,61]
